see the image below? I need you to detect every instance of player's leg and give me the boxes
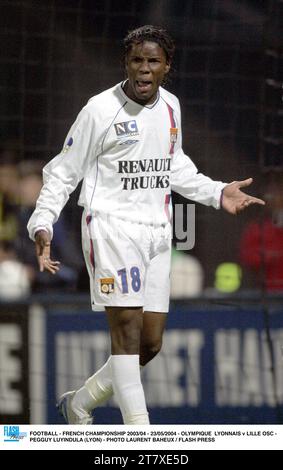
[71,310,167,419]
[106,306,149,424]
[108,240,171,423]
[140,233,171,364]
[109,236,171,422]
[59,215,150,424]
[87,217,150,424]
[73,228,170,417]
[58,218,169,423]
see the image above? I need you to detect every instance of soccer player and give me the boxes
[27,25,265,424]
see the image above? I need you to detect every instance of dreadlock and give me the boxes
[123,25,175,64]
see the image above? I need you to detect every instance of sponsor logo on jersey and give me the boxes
[170,127,178,143]
[100,277,115,294]
[118,158,171,190]
[62,137,73,153]
[114,120,139,137]
[118,139,139,145]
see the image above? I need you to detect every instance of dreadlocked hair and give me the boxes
[123,25,175,64]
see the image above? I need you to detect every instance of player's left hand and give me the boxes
[221,178,265,215]
[35,230,60,274]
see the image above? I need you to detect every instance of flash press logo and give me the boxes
[3,425,27,442]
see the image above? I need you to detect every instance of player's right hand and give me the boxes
[35,230,60,274]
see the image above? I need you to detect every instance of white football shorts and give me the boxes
[81,211,171,313]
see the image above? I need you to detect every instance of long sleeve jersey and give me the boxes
[28,81,226,240]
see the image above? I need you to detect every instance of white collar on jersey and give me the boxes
[120,80,160,109]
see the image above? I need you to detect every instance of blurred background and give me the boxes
[0,0,282,425]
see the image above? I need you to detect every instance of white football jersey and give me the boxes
[28,81,226,240]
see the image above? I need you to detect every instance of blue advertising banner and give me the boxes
[45,302,283,424]
[0,304,29,424]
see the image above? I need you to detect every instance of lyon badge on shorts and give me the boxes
[170,127,178,143]
[100,277,115,294]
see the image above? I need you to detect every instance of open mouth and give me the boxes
[136,80,152,93]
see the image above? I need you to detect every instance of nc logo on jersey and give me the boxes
[100,277,115,294]
[114,120,139,137]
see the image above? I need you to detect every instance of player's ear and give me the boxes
[165,62,171,74]
[124,53,129,72]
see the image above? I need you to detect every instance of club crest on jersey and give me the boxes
[62,137,73,153]
[100,277,115,294]
[114,120,139,138]
[170,128,178,143]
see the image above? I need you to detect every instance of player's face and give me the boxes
[125,41,170,105]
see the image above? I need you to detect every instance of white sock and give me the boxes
[110,354,149,425]
[72,357,145,416]
[72,357,113,414]
[72,386,94,416]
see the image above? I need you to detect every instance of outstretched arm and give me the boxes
[221,178,265,215]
